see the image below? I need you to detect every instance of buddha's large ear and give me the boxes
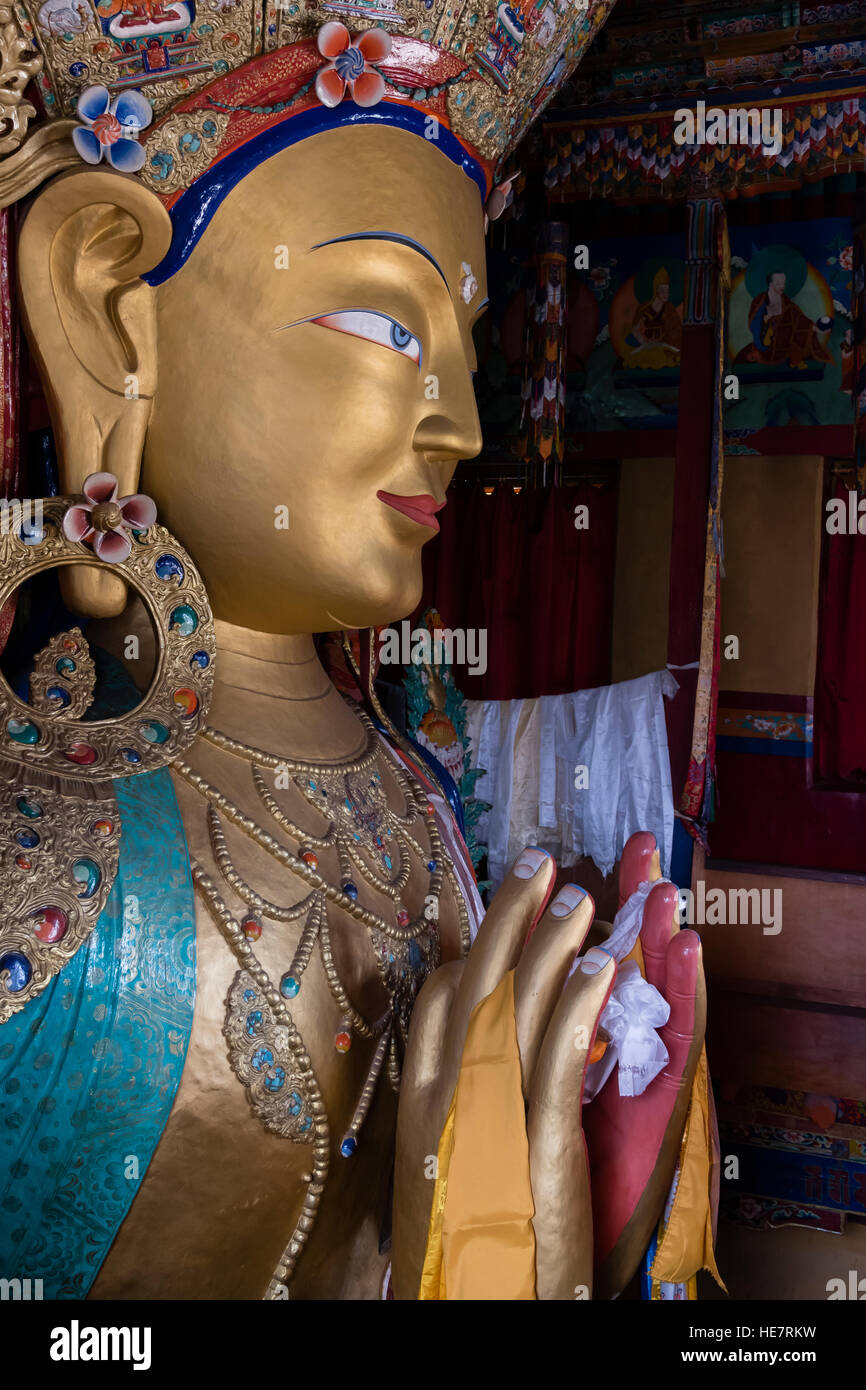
[17,168,172,617]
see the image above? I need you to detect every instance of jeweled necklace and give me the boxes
[177,705,458,1295]
[178,707,453,1091]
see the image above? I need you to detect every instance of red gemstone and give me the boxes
[334,1031,351,1054]
[65,743,97,766]
[92,820,113,837]
[242,917,262,941]
[15,855,32,872]
[32,906,68,943]
[396,908,410,927]
[300,850,318,870]
[425,802,435,816]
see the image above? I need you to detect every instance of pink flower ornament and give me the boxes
[62,472,157,564]
[315,22,392,109]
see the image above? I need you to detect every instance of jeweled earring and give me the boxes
[0,472,215,1020]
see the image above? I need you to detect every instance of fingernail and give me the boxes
[580,946,612,976]
[550,884,586,917]
[512,847,550,880]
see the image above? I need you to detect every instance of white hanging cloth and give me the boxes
[466,670,678,890]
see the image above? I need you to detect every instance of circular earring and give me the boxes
[0,477,215,777]
[0,473,215,1021]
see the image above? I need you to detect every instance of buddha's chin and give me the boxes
[325,552,424,631]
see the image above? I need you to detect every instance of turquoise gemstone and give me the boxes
[280,975,300,999]
[170,604,198,636]
[288,1091,302,1117]
[55,656,76,675]
[72,857,100,900]
[299,1116,312,1133]
[7,719,39,745]
[383,855,393,870]
[140,720,170,745]
[16,796,42,819]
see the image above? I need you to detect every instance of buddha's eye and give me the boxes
[312,310,422,366]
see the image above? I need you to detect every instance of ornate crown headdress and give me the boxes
[1,0,616,247]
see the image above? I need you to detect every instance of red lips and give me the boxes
[377,491,446,533]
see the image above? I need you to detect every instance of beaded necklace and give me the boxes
[175,705,468,1295]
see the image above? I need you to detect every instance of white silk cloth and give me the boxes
[465,670,678,889]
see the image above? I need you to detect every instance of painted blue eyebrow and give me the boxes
[311,232,448,288]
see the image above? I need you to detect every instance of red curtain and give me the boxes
[419,481,617,701]
[815,479,866,785]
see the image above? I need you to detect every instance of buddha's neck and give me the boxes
[207,619,367,763]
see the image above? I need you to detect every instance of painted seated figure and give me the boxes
[0,0,716,1300]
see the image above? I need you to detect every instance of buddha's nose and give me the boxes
[412,398,482,466]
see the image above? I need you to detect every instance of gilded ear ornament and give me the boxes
[0,474,215,1019]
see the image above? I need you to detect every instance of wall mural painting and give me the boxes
[570,236,685,432]
[726,219,854,431]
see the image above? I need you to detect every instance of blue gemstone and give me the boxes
[190,650,210,670]
[340,1136,357,1158]
[0,952,32,992]
[342,881,358,901]
[16,828,39,849]
[280,975,300,999]
[46,685,71,709]
[155,553,184,583]
[243,988,255,1001]
[427,860,437,872]
[408,941,423,971]
[121,747,141,764]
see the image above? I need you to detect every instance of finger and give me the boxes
[403,960,465,1094]
[514,884,595,1098]
[618,831,660,907]
[393,960,464,1300]
[441,846,555,1083]
[639,881,680,996]
[656,929,706,1092]
[528,948,617,1300]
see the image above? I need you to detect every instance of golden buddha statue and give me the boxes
[0,0,717,1302]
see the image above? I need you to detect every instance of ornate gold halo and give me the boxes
[0,495,215,778]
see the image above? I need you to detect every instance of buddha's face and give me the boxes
[142,125,487,633]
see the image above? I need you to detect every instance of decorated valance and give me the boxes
[545,91,866,201]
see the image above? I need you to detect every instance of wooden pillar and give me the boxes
[666,195,725,799]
